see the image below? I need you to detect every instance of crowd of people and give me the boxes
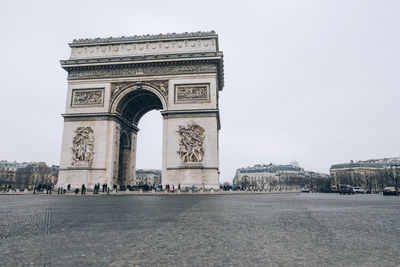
[1,182,232,194]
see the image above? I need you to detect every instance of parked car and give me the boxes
[301,188,311,193]
[339,185,354,195]
[383,187,397,196]
[352,187,366,194]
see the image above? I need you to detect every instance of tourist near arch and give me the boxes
[56,31,224,189]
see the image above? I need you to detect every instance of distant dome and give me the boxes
[290,161,300,167]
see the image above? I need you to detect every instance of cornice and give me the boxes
[70,31,218,46]
[60,52,223,68]
[61,32,224,90]
[62,112,139,132]
[62,58,224,91]
[161,109,221,130]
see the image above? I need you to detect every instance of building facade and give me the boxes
[135,169,161,186]
[0,161,19,186]
[233,163,329,192]
[0,161,58,189]
[330,157,400,193]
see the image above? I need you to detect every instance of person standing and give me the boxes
[81,184,86,194]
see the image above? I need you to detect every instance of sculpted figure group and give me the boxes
[74,91,103,105]
[177,87,207,100]
[71,126,95,165]
[177,121,205,163]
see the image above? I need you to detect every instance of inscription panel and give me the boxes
[71,88,104,107]
[175,84,210,104]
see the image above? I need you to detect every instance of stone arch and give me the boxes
[57,32,223,190]
[111,82,167,118]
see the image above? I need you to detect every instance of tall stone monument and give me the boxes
[57,31,224,189]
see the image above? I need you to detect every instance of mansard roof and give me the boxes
[330,157,400,170]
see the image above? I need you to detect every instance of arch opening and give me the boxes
[115,89,164,187]
[116,89,163,126]
[136,110,163,170]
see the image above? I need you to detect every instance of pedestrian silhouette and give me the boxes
[81,184,86,194]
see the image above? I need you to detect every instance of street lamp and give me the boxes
[394,163,399,196]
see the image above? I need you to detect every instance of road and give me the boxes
[0,193,399,266]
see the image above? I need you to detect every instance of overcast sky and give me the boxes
[0,0,399,182]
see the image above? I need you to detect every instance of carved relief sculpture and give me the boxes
[71,126,95,165]
[177,121,205,163]
[111,80,169,102]
[175,84,209,103]
[154,81,168,97]
[110,82,132,100]
[68,64,217,80]
[72,89,104,106]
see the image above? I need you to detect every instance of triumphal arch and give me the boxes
[56,31,224,189]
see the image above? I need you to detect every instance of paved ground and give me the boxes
[0,193,399,266]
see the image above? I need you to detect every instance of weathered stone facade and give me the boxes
[135,169,161,186]
[57,31,224,189]
[233,164,330,192]
[0,161,58,189]
[330,157,400,193]
[0,161,21,186]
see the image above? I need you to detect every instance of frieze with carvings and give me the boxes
[175,84,210,103]
[177,121,205,163]
[110,80,169,102]
[68,64,217,80]
[71,126,95,166]
[70,39,217,59]
[72,89,104,106]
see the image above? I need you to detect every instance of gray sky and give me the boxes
[0,0,399,183]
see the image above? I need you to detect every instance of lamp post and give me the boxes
[394,163,399,196]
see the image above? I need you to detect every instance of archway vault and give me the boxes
[115,88,163,126]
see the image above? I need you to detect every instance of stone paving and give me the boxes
[0,193,399,266]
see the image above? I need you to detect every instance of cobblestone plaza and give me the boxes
[0,194,399,266]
